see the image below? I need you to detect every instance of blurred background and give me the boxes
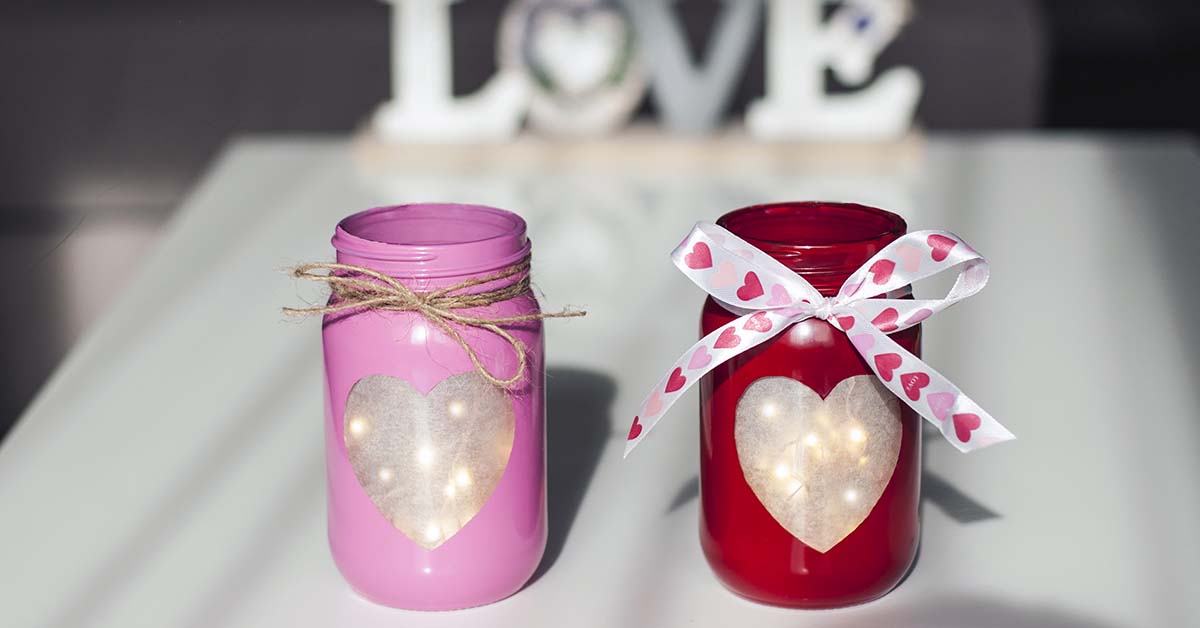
[1,0,1197,440]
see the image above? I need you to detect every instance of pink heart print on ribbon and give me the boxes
[684,242,713,269]
[624,222,1015,457]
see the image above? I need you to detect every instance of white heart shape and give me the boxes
[531,8,625,97]
[735,375,901,553]
[344,373,515,550]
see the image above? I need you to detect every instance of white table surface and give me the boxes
[3,133,1199,628]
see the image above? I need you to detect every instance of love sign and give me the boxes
[372,0,921,141]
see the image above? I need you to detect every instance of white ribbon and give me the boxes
[624,222,1015,457]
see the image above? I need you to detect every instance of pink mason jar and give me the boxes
[321,204,546,610]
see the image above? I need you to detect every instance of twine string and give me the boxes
[283,256,584,388]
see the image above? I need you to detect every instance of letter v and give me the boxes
[621,0,762,133]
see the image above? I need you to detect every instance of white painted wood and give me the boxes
[2,134,1197,627]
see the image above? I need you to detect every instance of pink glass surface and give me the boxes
[322,203,545,610]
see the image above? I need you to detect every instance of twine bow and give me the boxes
[284,256,584,388]
[624,222,1015,457]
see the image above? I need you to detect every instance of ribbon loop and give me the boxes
[673,223,823,315]
[625,223,1014,457]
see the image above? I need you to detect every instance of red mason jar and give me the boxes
[699,202,921,608]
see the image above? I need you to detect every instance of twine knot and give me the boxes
[283,256,584,388]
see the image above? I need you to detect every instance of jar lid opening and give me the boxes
[340,204,523,247]
[717,202,908,293]
[333,204,530,278]
[717,202,906,249]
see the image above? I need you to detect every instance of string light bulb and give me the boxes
[773,463,790,479]
[455,468,472,487]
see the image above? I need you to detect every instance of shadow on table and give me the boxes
[826,594,1123,628]
[529,367,615,584]
[663,431,999,524]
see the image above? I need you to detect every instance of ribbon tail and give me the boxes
[623,310,807,457]
[841,312,1015,452]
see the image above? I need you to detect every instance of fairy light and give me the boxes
[843,489,859,503]
[348,418,367,437]
[377,468,394,482]
[448,400,466,418]
[773,463,790,479]
[803,433,820,447]
[849,427,866,443]
[424,523,441,543]
[416,446,435,468]
[444,482,456,498]
[455,468,472,487]
[762,403,778,418]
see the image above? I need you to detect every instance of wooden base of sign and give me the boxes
[351,123,925,176]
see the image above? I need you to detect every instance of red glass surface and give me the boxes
[699,202,921,608]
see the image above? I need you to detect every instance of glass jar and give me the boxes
[321,204,545,610]
[698,202,921,608]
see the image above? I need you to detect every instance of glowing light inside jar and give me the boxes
[455,468,473,487]
[734,376,903,553]
[342,373,518,550]
[773,463,790,479]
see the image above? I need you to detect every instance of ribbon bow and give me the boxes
[624,223,1014,457]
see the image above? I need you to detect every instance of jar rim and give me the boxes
[716,201,908,294]
[716,201,907,251]
[332,203,531,278]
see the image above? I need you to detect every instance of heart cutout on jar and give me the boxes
[344,373,515,550]
[735,375,901,553]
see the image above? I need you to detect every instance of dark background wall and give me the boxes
[4,0,1198,217]
[0,0,1197,439]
